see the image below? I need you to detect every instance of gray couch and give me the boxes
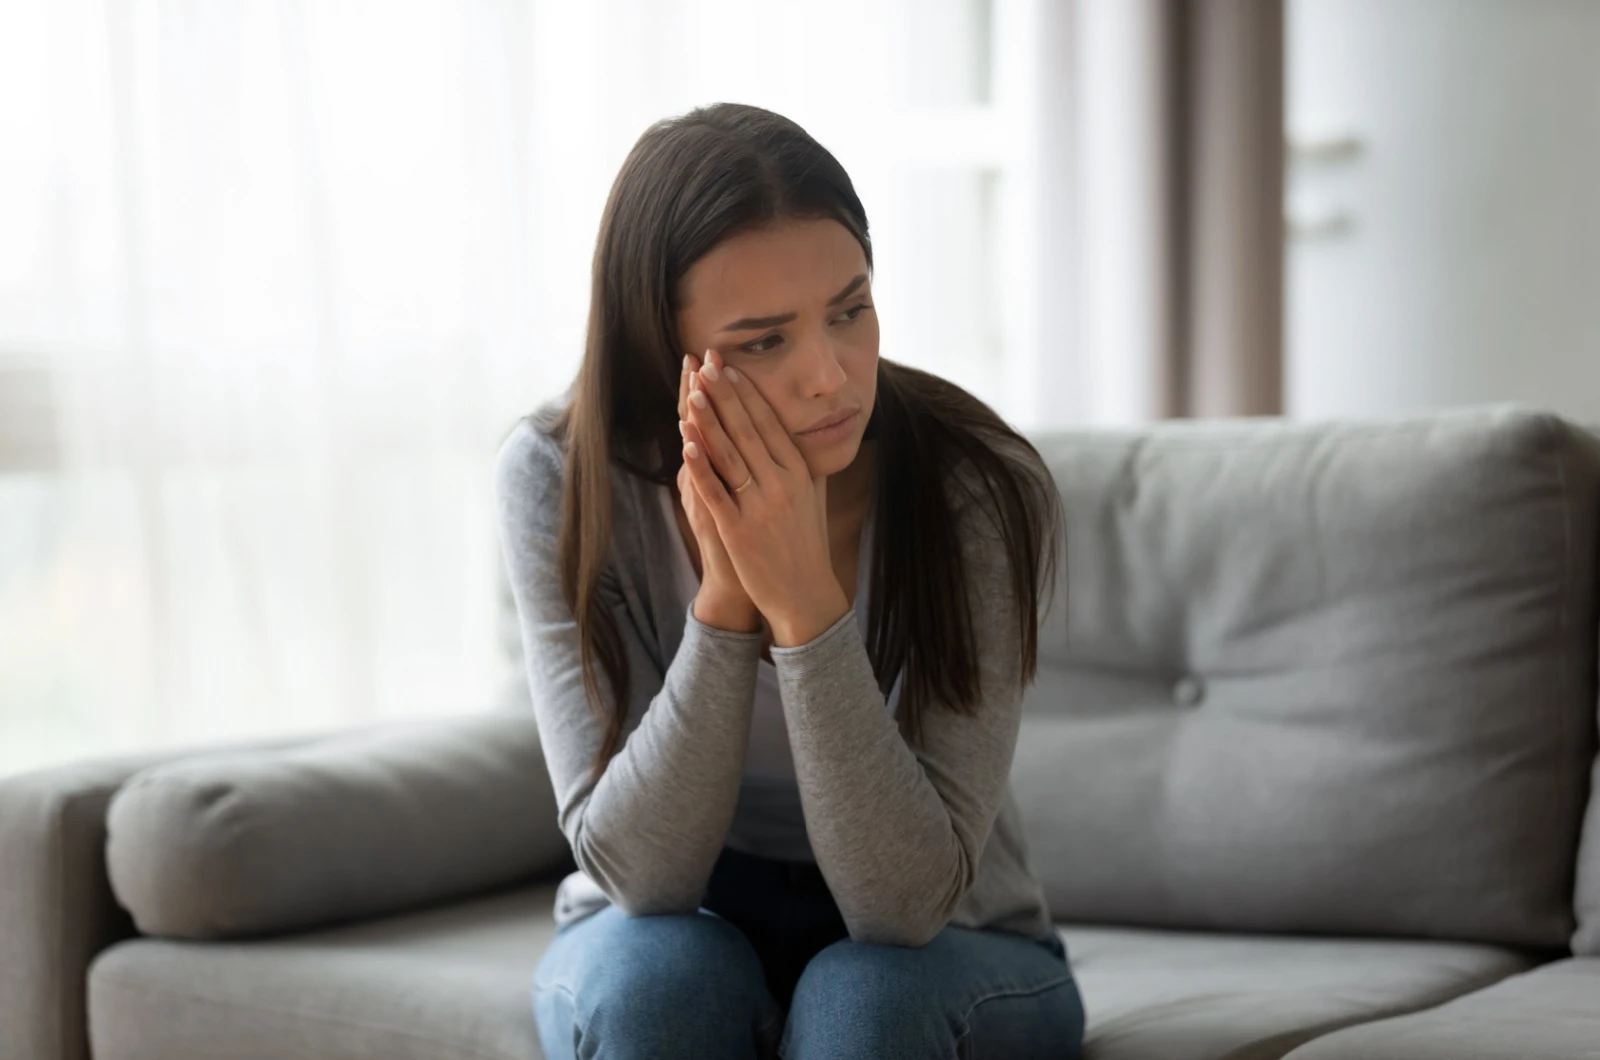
[3,405,1598,1060]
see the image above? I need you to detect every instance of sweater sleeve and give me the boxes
[493,418,762,917]
[769,467,1032,947]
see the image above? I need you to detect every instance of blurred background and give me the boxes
[2,0,1597,774]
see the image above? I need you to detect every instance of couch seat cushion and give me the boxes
[1060,922,1536,1060]
[89,883,560,1060]
[89,880,1535,1060]
[1280,957,1600,1060]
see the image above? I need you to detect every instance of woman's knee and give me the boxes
[562,907,765,1006]
[788,937,937,1021]
[782,938,947,1056]
[783,934,1084,1060]
[534,907,779,1055]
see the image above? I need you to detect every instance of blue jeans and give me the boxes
[531,845,1085,1059]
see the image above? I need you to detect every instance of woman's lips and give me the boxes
[798,409,858,440]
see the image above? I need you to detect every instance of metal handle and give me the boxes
[1287,130,1363,164]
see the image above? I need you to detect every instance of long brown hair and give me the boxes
[540,103,1063,785]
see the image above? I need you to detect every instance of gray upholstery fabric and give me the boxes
[0,738,307,1060]
[0,754,161,1060]
[106,711,572,940]
[87,881,1532,1060]
[1015,407,1600,947]
[1571,422,1600,955]
[1060,922,1534,1060]
[89,883,560,1060]
[1281,957,1600,1059]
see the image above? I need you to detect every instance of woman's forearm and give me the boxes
[554,604,762,915]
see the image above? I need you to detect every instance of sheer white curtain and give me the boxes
[0,0,1029,774]
[1009,0,1285,426]
[0,0,538,773]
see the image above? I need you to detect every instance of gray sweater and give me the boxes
[493,407,1054,947]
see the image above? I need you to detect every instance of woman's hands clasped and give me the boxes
[678,349,849,647]
[676,352,758,633]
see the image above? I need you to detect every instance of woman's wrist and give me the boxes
[692,592,762,634]
[767,585,850,648]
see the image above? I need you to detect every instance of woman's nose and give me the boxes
[796,330,848,396]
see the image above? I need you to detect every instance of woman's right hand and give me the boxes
[679,351,761,634]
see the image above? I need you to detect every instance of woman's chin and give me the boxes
[797,436,862,479]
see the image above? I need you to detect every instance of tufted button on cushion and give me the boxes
[1172,676,1205,707]
[1011,407,1600,949]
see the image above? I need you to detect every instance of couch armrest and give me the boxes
[0,739,304,1060]
[104,709,571,941]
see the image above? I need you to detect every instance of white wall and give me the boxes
[1286,0,1600,424]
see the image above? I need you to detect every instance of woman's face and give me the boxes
[675,217,878,479]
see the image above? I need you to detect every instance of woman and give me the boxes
[494,102,1085,1060]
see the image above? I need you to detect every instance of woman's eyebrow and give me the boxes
[717,273,870,332]
[826,273,869,306]
[720,311,796,332]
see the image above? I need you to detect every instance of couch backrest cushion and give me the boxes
[1571,420,1600,955]
[1012,406,1600,948]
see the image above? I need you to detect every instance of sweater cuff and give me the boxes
[681,602,765,647]
[768,606,859,675]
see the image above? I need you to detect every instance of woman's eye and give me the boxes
[833,302,872,325]
[742,333,783,353]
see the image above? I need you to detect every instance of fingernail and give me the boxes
[682,355,690,373]
[677,419,686,436]
[689,390,707,409]
[725,365,739,383]
[685,441,700,460]
[702,360,721,382]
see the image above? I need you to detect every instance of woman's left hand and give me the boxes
[680,348,850,647]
